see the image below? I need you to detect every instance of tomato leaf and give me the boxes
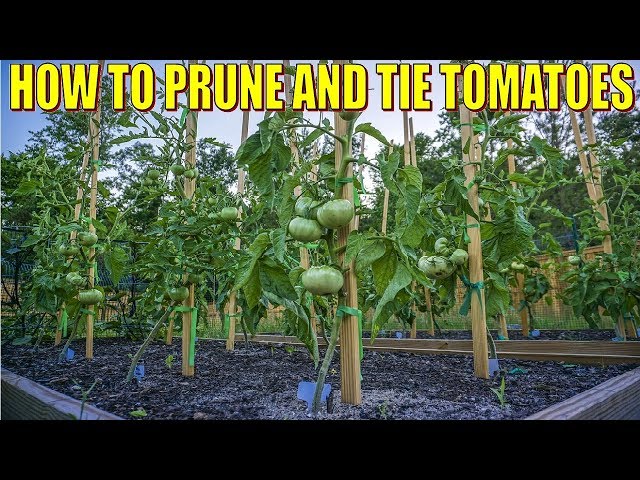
[371,263,413,336]
[355,122,390,146]
[270,227,287,264]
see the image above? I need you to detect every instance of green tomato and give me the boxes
[66,272,85,286]
[78,289,104,305]
[288,217,323,242]
[147,169,161,180]
[170,164,185,176]
[184,168,199,179]
[316,199,354,229]
[143,177,155,186]
[568,255,581,266]
[418,256,455,280]
[449,249,469,266]
[207,197,216,206]
[220,207,238,222]
[434,237,449,255]
[511,261,526,271]
[59,244,80,256]
[78,232,98,247]
[168,286,190,301]
[301,266,344,295]
[339,111,360,122]
[188,273,205,284]
[294,196,322,220]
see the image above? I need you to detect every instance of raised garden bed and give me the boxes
[2,338,639,420]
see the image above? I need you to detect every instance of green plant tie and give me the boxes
[336,305,363,361]
[80,308,95,317]
[462,223,480,244]
[91,159,102,170]
[174,306,198,367]
[223,313,241,339]
[353,187,361,208]
[518,299,528,312]
[335,176,354,189]
[459,274,485,317]
[179,107,189,127]
[303,243,319,249]
[59,309,68,337]
[81,216,93,225]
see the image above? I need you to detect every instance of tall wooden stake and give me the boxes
[458,80,489,379]
[283,60,317,334]
[85,59,105,359]
[226,60,253,351]
[181,60,200,376]
[562,73,626,337]
[55,123,93,346]
[335,60,361,405]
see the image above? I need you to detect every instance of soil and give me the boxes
[2,338,637,420]
[363,329,640,341]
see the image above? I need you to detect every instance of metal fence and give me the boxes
[1,225,611,333]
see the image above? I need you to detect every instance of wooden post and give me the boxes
[335,60,361,405]
[458,79,489,379]
[181,60,200,376]
[583,91,632,338]
[562,74,624,337]
[409,117,418,168]
[226,60,253,351]
[353,133,366,230]
[283,60,316,335]
[55,122,93,346]
[85,59,105,360]
[424,286,435,336]
[504,111,526,337]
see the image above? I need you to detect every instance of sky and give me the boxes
[2,59,639,161]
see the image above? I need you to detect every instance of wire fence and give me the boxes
[1,225,614,335]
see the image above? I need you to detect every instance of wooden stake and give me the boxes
[85,59,105,360]
[55,123,93,346]
[582,103,613,255]
[180,60,200,376]
[335,60,361,405]
[458,79,489,379]
[354,133,365,230]
[226,60,253,351]
[409,117,418,168]
[283,60,316,334]
[504,111,525,337]
[425,286,435,336]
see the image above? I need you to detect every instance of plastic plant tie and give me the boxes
[335,176,354,189]
[459,274,485,317]
[223,313,240,339]
[336,305,363,361]
[180,107,190,127]
[90,159,102,169]
[60,309,68,337]
[353,187,361,208]
[462,223,480,244]
[80,308,95,317]
[174,306,198,366]
[303,243,320,249]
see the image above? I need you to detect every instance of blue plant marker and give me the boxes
[497,334,506,340]
[134,364,145,381]
[509,367,528,375]
[195,337,198,343]
[380,330,386,337]
[530,329,541,338]
[637,328,640,337]
[488,358,500,376]
[612,337,622,342]
[66,348,75,361]
[395,331,403,339]
[297,381,331,412]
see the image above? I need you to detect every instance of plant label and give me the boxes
[66,348,75,360]
[134,364,145,381]
[530,329,541,338]
[297,381,331,412]
[395,331,403,339]
[489,358,500,376]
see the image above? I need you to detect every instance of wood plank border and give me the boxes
[234,335,640,365]
[526,366,640,419]
[1,368,122,420]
